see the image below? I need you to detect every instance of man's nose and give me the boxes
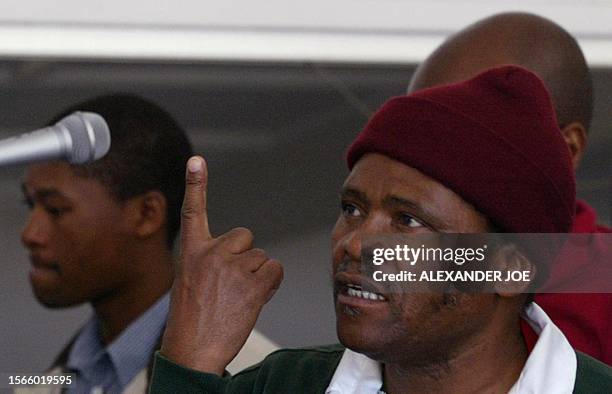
[343,216,388,263]
[342,229,363,263]
[21,209,49,250]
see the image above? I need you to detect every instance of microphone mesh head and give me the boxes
[55,111,111,164]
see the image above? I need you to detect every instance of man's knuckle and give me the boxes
[250,248,267,259]
[181,205,199,218]
[185,177,202,187]
[231,227,253,241]
[268,261,284,283]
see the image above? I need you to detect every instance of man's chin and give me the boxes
[336,315,390,361]
[337,333,391,364]
[31,288,81,309]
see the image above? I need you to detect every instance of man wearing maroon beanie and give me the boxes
[150,66,612,393]
[409,12,612,365]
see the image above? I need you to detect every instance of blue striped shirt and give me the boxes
[66,293,169,394]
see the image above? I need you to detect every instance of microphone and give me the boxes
[0,111,111,167]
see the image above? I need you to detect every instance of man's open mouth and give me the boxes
[336,281,387,302]
[335,271,389,304]
[344,283,386,301]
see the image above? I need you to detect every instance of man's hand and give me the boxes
[160,156,283,375]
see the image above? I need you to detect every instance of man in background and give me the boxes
[20,94,276,393]
[408,12,611,364]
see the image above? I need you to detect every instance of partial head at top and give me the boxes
[408,12,593,168]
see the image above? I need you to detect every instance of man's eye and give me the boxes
[399,213,423,228]
[341,202,362,217]
[45,206,68,217]
[21,198,33,210]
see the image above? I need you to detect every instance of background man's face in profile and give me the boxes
[330,153,498,364]
[21,162,134,308]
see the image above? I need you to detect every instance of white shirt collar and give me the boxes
[326,347,382,394]
[508,302,576,393]
[326,302,576,394]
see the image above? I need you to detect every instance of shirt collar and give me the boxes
[326,348,382,394]
[508,302,576,393]
[66,317,107,379]
[66,292,170,388]
[326,302,576,394]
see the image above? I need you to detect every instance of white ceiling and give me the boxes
[1,2,612,64]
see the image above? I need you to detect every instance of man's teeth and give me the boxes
[346,286,385,301]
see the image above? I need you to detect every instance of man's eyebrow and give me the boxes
[340,187,369,204]
[20,184,67,200]
[385,195,421,211]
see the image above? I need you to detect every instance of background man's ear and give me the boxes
[131,190,168,240]
[492,244,537,297]
[560,122,587,170]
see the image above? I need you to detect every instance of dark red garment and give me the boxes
[572,200,612,234]
[535,200,612,366]
[520,319,538,353]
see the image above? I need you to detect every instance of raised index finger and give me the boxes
[181,156,212,249]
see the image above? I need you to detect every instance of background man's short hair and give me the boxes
[48,93,194,249]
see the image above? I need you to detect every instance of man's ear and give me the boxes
[560,122,587,170]
[129,190,168,240]
[492,244,537,298]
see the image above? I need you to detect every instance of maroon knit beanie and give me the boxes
[346,65,575,233]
